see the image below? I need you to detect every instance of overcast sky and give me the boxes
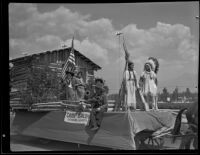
[9,2,199,94]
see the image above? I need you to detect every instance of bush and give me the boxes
[26,64,65,104]
[157,103,192,109]
[108,94,193,110]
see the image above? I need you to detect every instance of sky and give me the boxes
[9,2,199,94]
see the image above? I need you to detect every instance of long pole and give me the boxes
[116,32,123,87]
[195,15,199,91]
[116,32,123,92]
[114,32,123,111]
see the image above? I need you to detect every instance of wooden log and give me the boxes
[48,66,62,70]
[60,102,91,107]
[12,107,30,110]
[32,102,63,106]
[11,65,30,71]
[10,79,27,83]
[11,67,29,73]
[11,63,30,68]
[10,94,21,99]
[11,81,27,86]
[30,108,62,112]
[11,72,29,77]
[10,101,21,104]
[10,97,21,101]
[30,107,63,110]
[10,103,29,106]
[11,77,29,82]
[11,72,30,79]
[32,105,63,108]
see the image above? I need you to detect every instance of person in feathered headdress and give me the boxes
[139,57,159,110]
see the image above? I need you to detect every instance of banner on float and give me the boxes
[64,111,90,125]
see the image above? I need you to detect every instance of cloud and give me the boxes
[9,3,116,65]
[64,38,109,66]
[116,22,198,74]
[10,35,62,57]
[124,22,197,63]
[9,3,198,93]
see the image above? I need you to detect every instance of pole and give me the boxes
[116,32,123,86]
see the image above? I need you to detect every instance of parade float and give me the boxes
[10,37,197,150]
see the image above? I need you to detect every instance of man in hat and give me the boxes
[88,78,108,130]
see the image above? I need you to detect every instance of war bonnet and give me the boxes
[144,59,155,72]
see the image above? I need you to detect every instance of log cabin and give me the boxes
[9,47,101,103]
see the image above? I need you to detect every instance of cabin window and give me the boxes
[86,69,94,84]
[87,69,93,75]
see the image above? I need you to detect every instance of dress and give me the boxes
[140,71,157,96]
[124,70,137,108]
[73,77,85,100]
[66,80,76,100]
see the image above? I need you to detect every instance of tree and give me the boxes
[27,63,62,103]
[161,87,169,102]
[171,87,179,102]
[185,88,191,98]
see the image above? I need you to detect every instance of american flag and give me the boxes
[61,37,76,80]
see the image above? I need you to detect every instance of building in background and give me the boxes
[10,47,101,91]
[9,47,101,103]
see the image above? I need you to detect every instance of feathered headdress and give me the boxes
[148,57,159,74]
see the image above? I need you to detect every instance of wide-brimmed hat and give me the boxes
[128,60,134,65]
[95,78,104,84]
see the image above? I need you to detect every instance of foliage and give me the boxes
[171,87,179,101]
[157,103,192,109]
[185,88,191,98]
[108,93,195,109]
[160,87,169,102]
[26,64,65,104]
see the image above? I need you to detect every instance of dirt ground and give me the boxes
[10,134,110,152]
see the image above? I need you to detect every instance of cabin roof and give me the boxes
[10,48,101,70]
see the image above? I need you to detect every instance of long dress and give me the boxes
[140,71,157,96]
[124,70,137,108]
[73,77,85,100]
[66,80,76,101]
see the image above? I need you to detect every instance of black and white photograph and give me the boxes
[7,1,199,152]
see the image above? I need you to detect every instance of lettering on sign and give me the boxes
[64,111,90,125]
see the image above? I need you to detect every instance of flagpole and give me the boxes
[114,32,123,111]
[116,32,123,86]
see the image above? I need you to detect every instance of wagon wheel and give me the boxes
[147,136,165,150]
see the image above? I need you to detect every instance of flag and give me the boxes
[61,37,76,80]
